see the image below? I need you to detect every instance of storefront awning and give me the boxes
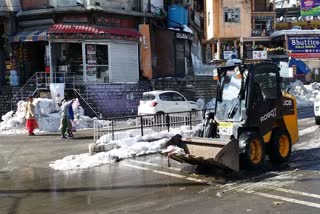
[47,24,141,41]
[10,30,48,43]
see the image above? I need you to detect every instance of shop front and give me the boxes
[271,30,320,82]
[48,24,141,85]
[8,30,49,86]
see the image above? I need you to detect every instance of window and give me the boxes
[159,93,173,101]
[224,8,240,23]
[207,11,211,26]
[85,44,109,83]
[252,16,274,36]
[141,94,155,101]
[254,72,278,100]
[172,93,186,101]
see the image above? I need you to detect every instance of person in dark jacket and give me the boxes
[67,103,75,138]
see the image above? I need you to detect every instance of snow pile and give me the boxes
[205,98,216,109]
[288,81,320,108]
[192,53,216,75]
[0,98,95,135]
[50,126,199,171]
[163,145,186,155]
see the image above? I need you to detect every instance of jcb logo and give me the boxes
[283,100,292,106]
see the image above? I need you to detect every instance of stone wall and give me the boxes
[153,76,217,102]
[83,81,152,118]
[81,77,216,118]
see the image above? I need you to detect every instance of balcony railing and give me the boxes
[276,20,320,30]
[251,29,273,37]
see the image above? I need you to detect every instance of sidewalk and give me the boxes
[0,129,94,170]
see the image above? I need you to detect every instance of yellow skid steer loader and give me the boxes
[165,62,299,171]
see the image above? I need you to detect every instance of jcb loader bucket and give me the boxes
[165,135,239,172]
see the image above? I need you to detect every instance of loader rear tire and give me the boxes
[268,130,292,164]
[240,132,265,169]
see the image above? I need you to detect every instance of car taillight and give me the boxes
[150,101,158,107]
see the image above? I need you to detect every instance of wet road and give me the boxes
[0,108,319,214]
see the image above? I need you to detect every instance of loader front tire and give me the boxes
[268,130,292,164]
[240,132,265,169]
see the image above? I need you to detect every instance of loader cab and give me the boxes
[215,62,282,125]
[246,62,283,134]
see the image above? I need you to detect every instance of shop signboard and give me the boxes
[139,24,152,80]
[301,0,320,17]
[252,51,267,60]
[63,15,88,24]
[223,51,237,60]
[96,15,136,28]
[288,36,320,58]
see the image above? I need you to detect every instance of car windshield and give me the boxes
[215,69,245,121]
[141,94,155,101]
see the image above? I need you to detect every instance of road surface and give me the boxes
[0,108,319,214]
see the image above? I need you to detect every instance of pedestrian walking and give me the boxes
[59,97,74,139]
[67,101,75,138]
[24,96,38,136]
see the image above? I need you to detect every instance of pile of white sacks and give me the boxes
[0,98,95,135]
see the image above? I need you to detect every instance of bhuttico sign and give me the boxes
[288,36,320,58]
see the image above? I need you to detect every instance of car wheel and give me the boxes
[315,117,320,125]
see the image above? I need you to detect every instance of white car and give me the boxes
[138,90,200,115]
[314,97,320,124]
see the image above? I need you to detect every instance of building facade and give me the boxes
[204,0,276,61]
[0,0,20,90]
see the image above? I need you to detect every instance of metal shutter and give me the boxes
[109,42,139,83]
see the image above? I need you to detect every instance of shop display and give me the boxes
[12,43,30,85]
[86,44,97,82]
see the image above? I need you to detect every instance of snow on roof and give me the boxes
[168,25,194,34]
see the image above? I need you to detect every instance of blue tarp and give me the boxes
[289,58,311,74]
